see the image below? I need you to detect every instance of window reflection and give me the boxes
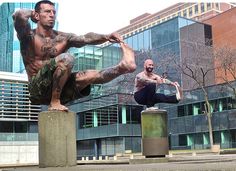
[177,97,236,117]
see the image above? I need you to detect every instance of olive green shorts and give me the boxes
[28,58,91,105]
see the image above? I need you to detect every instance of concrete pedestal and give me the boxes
[38,111,76,167]
[141,109,169,157]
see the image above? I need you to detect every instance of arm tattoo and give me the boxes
[163,78,173,84]
[67,32,108,48]
[136,76,156,85]
[12,9,32,40]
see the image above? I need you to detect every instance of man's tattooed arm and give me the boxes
[67,32,109,48]
[136,75,157,85]
[12,9,32,40]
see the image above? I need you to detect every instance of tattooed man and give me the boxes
[134,59,182,110]
[13,0,136,111]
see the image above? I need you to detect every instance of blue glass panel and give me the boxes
[132,34,138,51]
[143,29,150,50]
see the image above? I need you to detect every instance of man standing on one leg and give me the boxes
[134,59,182,109]
[13,0,136,111]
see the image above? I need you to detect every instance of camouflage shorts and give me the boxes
[28,58,91,105]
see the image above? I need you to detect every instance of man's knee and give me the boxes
[56,53,75,69]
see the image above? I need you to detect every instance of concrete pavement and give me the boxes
[1,153,236,171]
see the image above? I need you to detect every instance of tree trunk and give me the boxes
[202,88,214,148]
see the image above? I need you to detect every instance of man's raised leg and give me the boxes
[48,53,75,111]
[74,42,136,92]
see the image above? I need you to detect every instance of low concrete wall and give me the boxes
[0,141,38,165]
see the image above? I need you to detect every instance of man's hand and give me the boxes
[31,10,38,23]
[107,32,123,43]
[172,82,180,87]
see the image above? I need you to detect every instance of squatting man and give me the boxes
[13,0,136,111]
[134,59,183,110]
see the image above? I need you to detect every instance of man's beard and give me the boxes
[145,67,153,73]
[43,21,55,29]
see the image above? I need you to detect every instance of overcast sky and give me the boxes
[1,0,228,35]
[57,0,177,35]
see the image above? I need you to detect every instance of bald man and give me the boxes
[134,59,182,109]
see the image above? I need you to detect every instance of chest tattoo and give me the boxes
[41,38,58,58]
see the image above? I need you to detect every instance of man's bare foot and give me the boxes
[48,103,69,112]
[119,42,136,73]
[174,82,183,101]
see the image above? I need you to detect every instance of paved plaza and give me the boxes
[1,153,236,171]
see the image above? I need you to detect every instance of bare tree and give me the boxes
[174,39,216,149]
[214,46,236,97]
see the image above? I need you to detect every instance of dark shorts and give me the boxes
[28,58,91,105]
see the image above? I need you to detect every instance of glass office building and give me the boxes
[68,16,216,158]
[166,82,236,150]
[0,3,14,72]
[0,72,40,140]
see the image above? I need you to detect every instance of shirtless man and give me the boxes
[134,59,182,109]
[13,0,136,111]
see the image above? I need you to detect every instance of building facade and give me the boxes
[204,8,236,85]
[0,72,40,164]
[0,3,14,72]
[114,2,235,41]
[166,82,236,150]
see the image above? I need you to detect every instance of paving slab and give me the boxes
[1,154,236,171]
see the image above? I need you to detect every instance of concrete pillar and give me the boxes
[38,111,76,167]
[141,109,169,157]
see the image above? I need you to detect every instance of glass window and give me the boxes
[143,30,151,50]
[207,3,211,10]
[127,37,133,48]
[194,133,203,145]
[131,106,142,124]
[132,34,138,51]
[179,134,187,146]
[228,97,236,109]
[201,3,205,13]
[218,98,228,111]
[15,122,27,133]
[213,131,221,144]
[187,104,193,115]
[194,4,199,13]
[178,105,185,117]
[210,100,218,113]
[183,9,187,17]
[215,3,219,10]
[0,121,13,132]
[193,103,200,115]
[189,7,193,17]
[126,106,131,124]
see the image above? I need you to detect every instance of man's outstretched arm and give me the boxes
[67,32,123,48]
[136,75,157,85]
[12,9,33,40]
